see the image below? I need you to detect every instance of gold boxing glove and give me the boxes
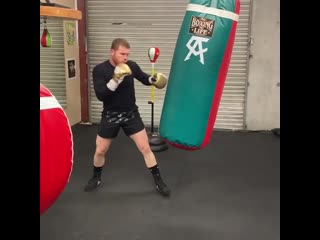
[107,63,132,91]
[113,63,132,82]
[150,72,168,89]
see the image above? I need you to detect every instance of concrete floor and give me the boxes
[40,124,280,240]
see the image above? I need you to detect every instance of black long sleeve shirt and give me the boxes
[92,60,152,113]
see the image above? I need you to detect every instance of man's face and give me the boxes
[111,45,130,65]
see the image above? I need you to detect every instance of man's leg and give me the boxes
[84,135,113,191]
[84,113,120,192]
[129,129,170,197]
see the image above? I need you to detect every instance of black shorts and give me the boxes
[98,109,145,139]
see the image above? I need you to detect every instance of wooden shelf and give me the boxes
[40,6,82,20]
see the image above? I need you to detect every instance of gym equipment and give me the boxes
[40,18,52,47]
[40,84,73,215]
[147,47,168,152]
[159,0,240,150]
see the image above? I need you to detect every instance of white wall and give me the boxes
[245,0,280,130]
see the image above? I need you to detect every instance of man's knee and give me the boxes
[134,134,151,153]
[95,147,107,156]
[138,142,152,155]
[95,136,112,155]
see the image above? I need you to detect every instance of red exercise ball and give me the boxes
[40,83,73,216]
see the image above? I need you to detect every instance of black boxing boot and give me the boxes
[84,166,102,192]
[153,174,171,197]
[149,165,171,197]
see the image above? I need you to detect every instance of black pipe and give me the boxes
[148,101,154,133]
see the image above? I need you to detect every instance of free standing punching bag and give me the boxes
[40,83,73,215]
[159,0,240,150]
[147,47,169,152]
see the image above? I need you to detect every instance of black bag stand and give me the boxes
[147,101,168,152]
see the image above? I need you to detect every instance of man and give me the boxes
[84,38,170,197]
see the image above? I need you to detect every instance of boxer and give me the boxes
[84,38,170,197]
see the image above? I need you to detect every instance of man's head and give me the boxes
[110,38,130,66]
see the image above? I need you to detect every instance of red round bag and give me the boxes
[40,84,73,216]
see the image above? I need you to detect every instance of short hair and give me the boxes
[111,38,130,50]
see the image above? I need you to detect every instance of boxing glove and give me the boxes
[107,63,132,91]
[149,72,168,89]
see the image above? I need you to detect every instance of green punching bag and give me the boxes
[159,0,240,150]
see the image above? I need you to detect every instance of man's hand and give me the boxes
[113,63,132,82]
[107,63,132,91]
[149,72,168,89]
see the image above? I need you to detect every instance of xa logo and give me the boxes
[184,36,209,65]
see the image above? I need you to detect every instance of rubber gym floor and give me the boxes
[40,123,280,240]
